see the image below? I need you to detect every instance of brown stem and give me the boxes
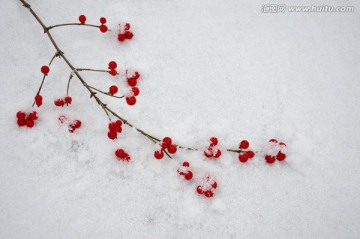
[19,0,256,158]
[46,23,111,32]
[88,85,124,99]
[66,72,74,96]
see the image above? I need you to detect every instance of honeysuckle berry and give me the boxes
[132,87,139,96]
[124,31,133,39]
[108,61,117,70]
[115,120,122,130]
[108,131,117,140]
[167,145,177,154]
[204,190,214,198]
[246,150,255,159]
[184,171,193,180]
[239,140,249,149]
[73,120,81,128]
[118,34,125,42]
[162,137,172,148]
[17,119,26,127]
[124,23,130,31]
[123,154,131,161]
[213,149,221,158]
[211,181,217,189]
[239,154,248,163]
[183,162,190,167]
[204,147,213,158]
[127,78,137,87]
[79,15,86,24]
[35,94,43,107]
[54,99,64,107]
[16,111,26,120]
[154,150,164,160]
[126,96,136,106]
[265,155,276,164]
[197,186,203,194]
[115,149,126,158]
[276,151,286,161]
[269,139,278,143]
[109,85,118,95]
[100,17,107,24]
[64,96,72,104]
[210,137,218,146]
[26,119,34,128]
[28,111,38,121]
[100,25,108,33]
[108,122,116,131]
[41,65,49,75]
[68,125,76,133]
[110,69,117,76]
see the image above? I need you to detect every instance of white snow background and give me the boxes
[1,0,360,238]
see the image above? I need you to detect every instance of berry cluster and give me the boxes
[237,140,255,163]
[16,111,38,128]
[264,139,287,164]
[204,137,222,158]
[115,148,131,161]
[107,120,123,140]
[58,115,81,133]
[35,94,43,107]
[117,23,133,42]
[177,162,193,180]
[99,17,108,33]
[196,176,217,198]
[108,61,118,76]
[54,96,72,107]
[154,137,177,159]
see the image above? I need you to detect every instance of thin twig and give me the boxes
[88,85,124,99]
[46,23,111,32]
[66,71,74,96]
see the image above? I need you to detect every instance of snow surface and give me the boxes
[1,0,360,238]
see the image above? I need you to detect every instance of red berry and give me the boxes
[108,122,116,131]
[269,139,278,143]
[108,131,117,140]
[100,24,108,33]
[276,151,286,161]
[110,69,117,76]
[213,149,221,158]
[184,171,193,180]
[154,150,164,160]
[115,149,126,159]
[108,61,117,70]
[59,115,67,123]
[109,85,118,95]
[26,119,34,128]
[204,190,214,198]
[196,186,203,194]
[124,23,130,31]
[123,154,131,161]
[114,122,122,133]
[210,137,218,146]
[127,78,137,87]
[64,96,72,104]
[279,142,286,147]
[182,161,190,167]
[124,31,133,39]
[211,181,217,189]
[17,118,26,127]
[132,87,140,96]
[16,111,26,120]
[54,99,64,107]
[118,34,126,41]
[73,120,81,128]
[68,125,76,133]
[41,65,49,75]
[28,111,38,121]
[204,147,213,158]
[167,145,177,154]
[246,150,255,159]
[133,72,140,80]
[162,137,172,147]
[238,154,248,163]
[79,15,86,24]
[239,140,249,149]
[100,17,107,24]
[115,120,122,128]
[265,155,276,164]
[126,96,136,106]
[35,94,43,102]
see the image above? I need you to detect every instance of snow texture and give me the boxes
[1,0,360,238]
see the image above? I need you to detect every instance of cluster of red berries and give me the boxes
[115,148,131,161]
[54,96,72,107]
[117,23,133,42]
[108,61,118,76]
[126,70,140,87]
[34,94,43,107]
[154,137,177,159]
[16,111,38,128]
[58,115,81,133]
[265,139,287,164]
[41,65,50,75]
[78,15,108,33]
[177,162,193,180]
[107,120,123,140]
[204,137,222,158]
[196,176,217,198]
[237,140,255,163]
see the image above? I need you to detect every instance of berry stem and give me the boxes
[76,68,114,74]
[45,23,111,32]
[87,85,124,99]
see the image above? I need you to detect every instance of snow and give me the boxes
[1,0,360,238]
